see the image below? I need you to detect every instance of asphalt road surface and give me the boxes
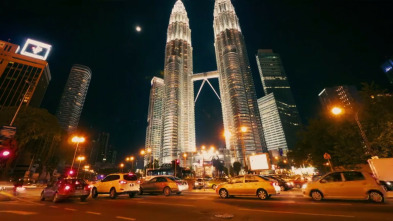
[1,190,392,221]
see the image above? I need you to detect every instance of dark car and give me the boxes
[40,178,90,203]
[140,176,181,196]
[261,175,292,191]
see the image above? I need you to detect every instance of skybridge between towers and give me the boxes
[192,70,220,103]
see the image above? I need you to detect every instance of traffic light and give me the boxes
[176,159,180,165]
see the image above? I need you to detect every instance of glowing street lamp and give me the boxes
[76,155,85,177]
[70,136,85,176]
[120,163,125,172]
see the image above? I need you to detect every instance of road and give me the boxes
[0,189,392,221]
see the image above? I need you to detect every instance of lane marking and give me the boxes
[64,208,77,211]
[86,211,101,215]
[116,216,136,220]
[0,210,38,215]
[14,198,45,206]
[50,206,58,208]
[239,208,355,218]
[138,201,194,207]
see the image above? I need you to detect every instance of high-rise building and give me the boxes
[56,64,91,133]
[0,40,51,110]
[214,0,267,165]
[318,85,360,111]
[145,77,165,164]
[161,0,195,163]
[258,94,289,157]
[381,58,393,84]
[256,49,301,151]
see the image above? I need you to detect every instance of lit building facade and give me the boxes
[318,85,360,111]
[145,77,165,164]
[56,64,91,133]
[381,58,393,84]
[0,40,51,110]
[161,0,195,163]
[256,49,301,152]
[258,94,288,157]
[214,0,266,165]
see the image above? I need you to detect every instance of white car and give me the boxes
[303,171,386,203]
[91,173,140,199]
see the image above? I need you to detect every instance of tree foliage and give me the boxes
[0,107,65,176]
[233,161,241,175]
[289,83,393,171]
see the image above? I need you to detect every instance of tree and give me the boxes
[0,107,65,178]
[290,83,393,171]
[233,161,241,175]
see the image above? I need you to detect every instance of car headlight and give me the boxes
[386,181,391,186]
[302,184,308,189]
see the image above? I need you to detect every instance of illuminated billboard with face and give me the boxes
[20,39,52,60]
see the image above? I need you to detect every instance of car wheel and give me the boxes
[91,188,98,199]
[176,192,182,195]
[80,196,88,202]
[219,189,228,199]
[129,192,136,198]
[109,188,117,199]
[52,192,59,203]
[163,187,171,196]
[311,190,323,201]
[280,185,285,191]
[40,191,45,201]
[212,184,217,189]
[368,191,384,203]
[257,189,268,200]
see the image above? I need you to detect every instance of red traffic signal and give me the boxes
[176,159,180,164]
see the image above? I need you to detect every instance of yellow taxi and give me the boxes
[303,170,386,203]
[216,175,280,200]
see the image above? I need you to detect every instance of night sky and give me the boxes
[1,0,392,160]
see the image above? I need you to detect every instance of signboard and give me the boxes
[249,153,271,171]
[20,39,52,60]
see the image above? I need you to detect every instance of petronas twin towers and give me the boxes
[146,0,267,167]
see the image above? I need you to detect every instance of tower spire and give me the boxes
[167,0,191,44]
[213,0,241,36]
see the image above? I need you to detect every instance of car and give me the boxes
[261,175,292,191]
[291,177,309,188]
[40,178,90,203]
[303,170,386,203]
[216,175,280,200]
[205,178,228,189]
[91,173,140,199]
[139,176,182,196]
[194,178,206,189]
[167,176,189,191]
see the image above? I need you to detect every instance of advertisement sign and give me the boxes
[20,39,52,60]
[249,153,271,171]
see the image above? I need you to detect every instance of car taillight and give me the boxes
[84,185,91,191]
[119,180,127,184]
[64,185,71,190]
[270,182,278,187]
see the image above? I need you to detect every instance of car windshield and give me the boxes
[124,174,137,181]
[168,177,181,181]
[259,176,275,182]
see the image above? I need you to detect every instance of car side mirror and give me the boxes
[320,179,327,184]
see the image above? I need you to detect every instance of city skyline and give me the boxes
[1,0,392,158]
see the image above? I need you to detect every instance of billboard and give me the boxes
[249,153,271,171]
[381,59,393,74]
[20,39,52,60]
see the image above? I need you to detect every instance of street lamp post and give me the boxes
[76,156,85,177]
[71,136,85,174]
[240,126,248,171]
[140,150,146,176]
[120,163,124,172]
[10,81,34,127]
[331,106,373,155]
[182,153,188,168]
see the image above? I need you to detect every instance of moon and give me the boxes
[136,26,142,32]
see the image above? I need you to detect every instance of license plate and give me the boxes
[74,190,84,195]
[76,186,82,190]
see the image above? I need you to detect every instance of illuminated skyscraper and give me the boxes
[145,77,165,164]
[256,49,301,153]
[0,40,51,110]
[318,85,360,111]
[161,0,195,163]
[56,64,91,133]
[214,0,267,165]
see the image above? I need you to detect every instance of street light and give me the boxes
[331,106,372,155]
[76,155,85,177]
[183,153,188,167]
[120,163,124,172]
[70,136,85,175]
[140,150,147,176]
